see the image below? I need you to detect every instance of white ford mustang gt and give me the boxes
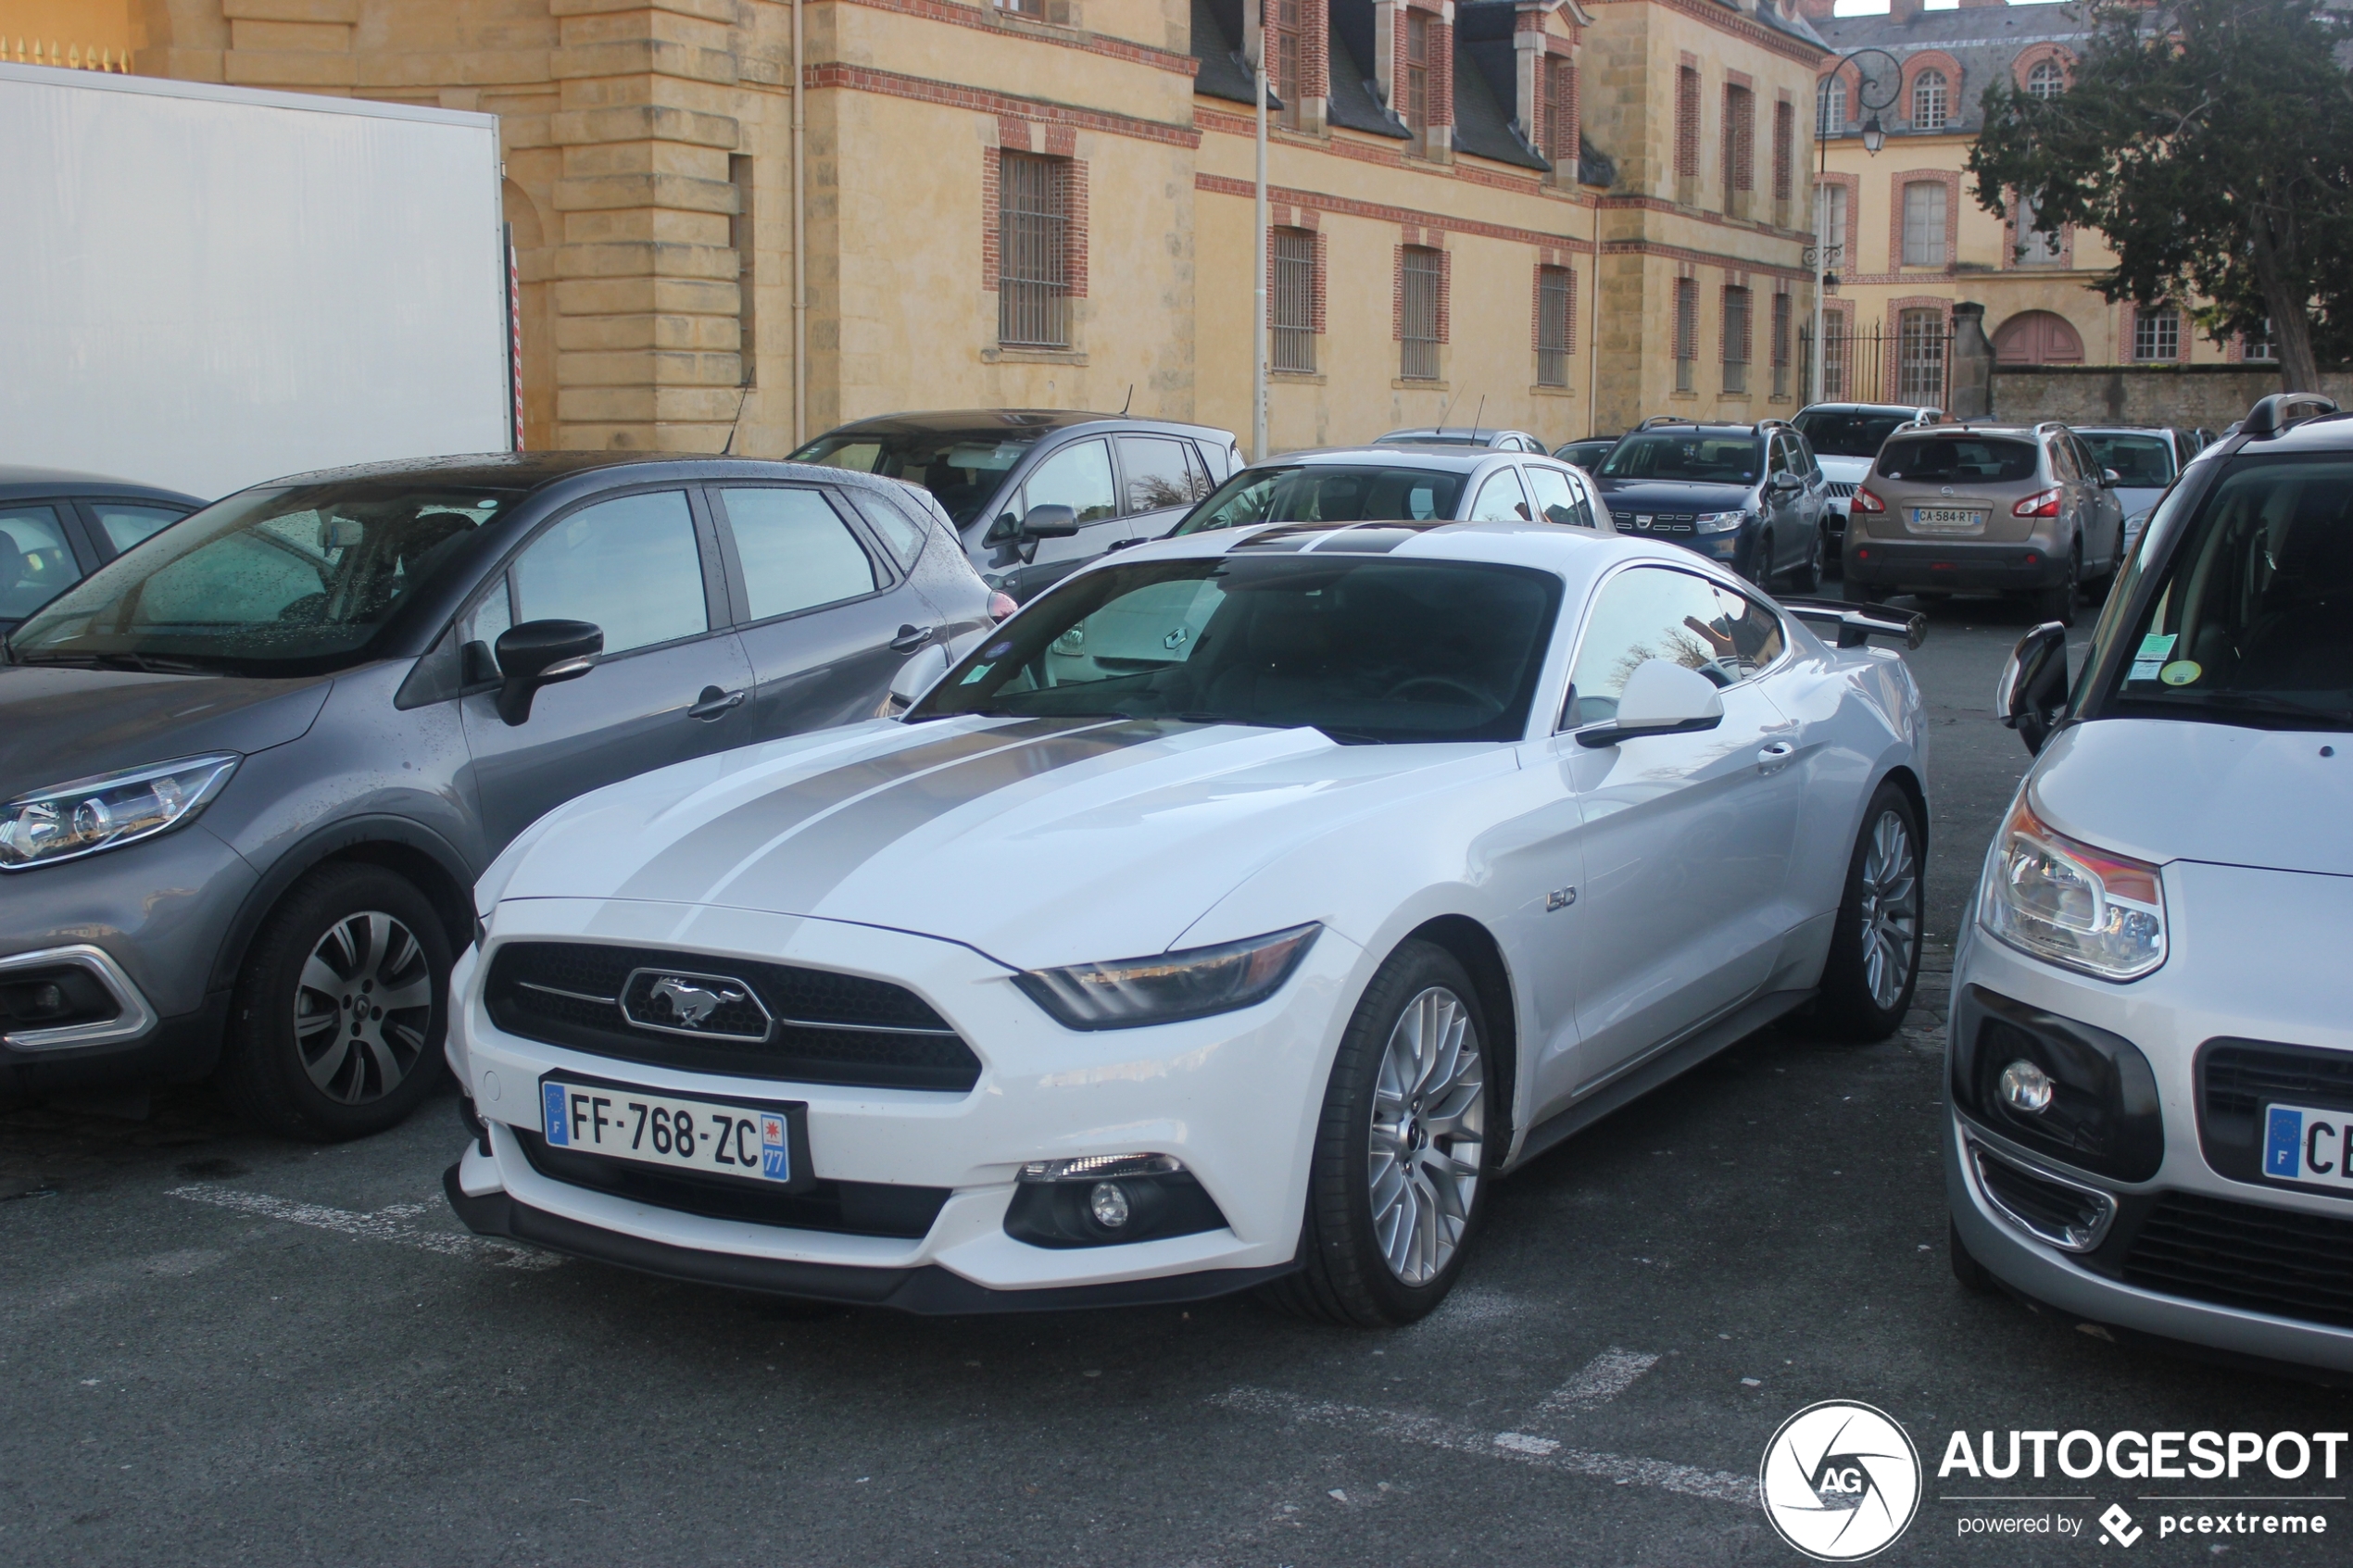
[445,519,1930,1324]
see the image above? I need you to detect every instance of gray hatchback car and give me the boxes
[0,453,994,1138]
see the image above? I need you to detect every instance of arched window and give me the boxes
[1912,69,1949,131]
[1817,75,1845,138]
[2026,60,2065,100]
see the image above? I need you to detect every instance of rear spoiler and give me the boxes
[1779,598,1927,650]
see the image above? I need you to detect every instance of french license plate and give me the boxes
[1909,507,1983,532]
[540,1073,804,1185]
[2262,1101,2353,1188]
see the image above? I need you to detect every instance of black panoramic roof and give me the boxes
[0,465,203,504]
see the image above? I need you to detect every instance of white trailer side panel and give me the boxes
[0,64,508,501]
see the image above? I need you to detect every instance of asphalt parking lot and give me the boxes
[5,592,2347,1567]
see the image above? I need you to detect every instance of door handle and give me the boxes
[889,623,937,654]
[687,685,747,721]
[1756,740,1796,773]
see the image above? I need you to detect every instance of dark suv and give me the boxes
[790,410,1241,601]
[0,453,993,1136]
[1592,419,1831,590]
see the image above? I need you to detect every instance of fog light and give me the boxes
[1088,1181,1131,1228]
[1999,1059,2055,1114]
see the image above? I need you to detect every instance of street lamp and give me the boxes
[1810,48,1899,407]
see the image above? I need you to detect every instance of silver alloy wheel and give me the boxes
[1856,809,1920,1011]
[294,911,434,1103]
[1367,985,1486,1287]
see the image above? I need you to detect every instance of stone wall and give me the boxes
[1992,364,2353,431]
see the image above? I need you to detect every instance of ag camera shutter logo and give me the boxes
[1759,1400,1922,1561]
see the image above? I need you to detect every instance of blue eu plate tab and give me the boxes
[543,1082,571,1147]
[2264,1105,2303,1178]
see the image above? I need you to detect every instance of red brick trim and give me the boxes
[1194,173,1594,253]
[1266,220,1327,336]
[1889,169,1959,269]
[1675,63,1701,179]
[807,63,1201,147]
[1590,0,1828,67]
[836,0,1202,76]
[2011,43,2076,94]
[1722,81,1755,194]
[1901,51,1964,130]
[983,145,1088,301]
[981,144,1000,291]
[1726,68,1754,91]
[1771,95,1793,205]
[1394,242,1450,351]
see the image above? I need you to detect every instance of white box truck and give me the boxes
[0,62,513,501]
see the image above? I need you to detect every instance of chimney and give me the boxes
[1794,0,1837,17]
[1889,0,1924,23]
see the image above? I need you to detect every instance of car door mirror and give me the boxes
[1575,659,1727,748]
[1997,621,2070,754]
[2101,468,2121,487]
[493,619,603,726]
[1770,471,1804,493]
[1019,504,1080,539]
[984,511,1020,546]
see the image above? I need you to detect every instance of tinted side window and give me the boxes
[0,504,82,621]
[512,490,708,656]
[718,487,881,621]
[1565,567,1778,727]
[92,504,186,555]
[1022,439,1117,523]
[1116,435,1208,513]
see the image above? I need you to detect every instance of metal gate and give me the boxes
[1797,317,1955,407]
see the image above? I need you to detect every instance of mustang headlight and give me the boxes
[1693,510,1750,534]
[0,754,240,871]
[1014,924,1320,1031]
[1980,793,2166,980]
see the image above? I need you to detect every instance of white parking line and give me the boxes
[168,1184,559,1271]
[1211,1386,1756,1508]
[1532,1347,1662,1419]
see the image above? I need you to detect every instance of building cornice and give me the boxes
[832,0,1202,76]
[808,63,1201,144]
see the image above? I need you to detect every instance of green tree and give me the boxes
[1968,0,2353,392]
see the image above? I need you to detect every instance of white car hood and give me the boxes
[490,716,1513,970]
[1816,455,1874,485]
[2034,718,2353,877]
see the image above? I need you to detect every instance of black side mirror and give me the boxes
[494,619,602,726]
[1019,504,1080,540]
[1997,621,2070,755]
[984,512,1019,546]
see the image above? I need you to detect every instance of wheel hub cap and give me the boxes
[293,911,433,1105]
[1367,986,1485,1287]
[1858,810,1920,1012]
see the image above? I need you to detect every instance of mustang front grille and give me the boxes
[485,941,981,1092]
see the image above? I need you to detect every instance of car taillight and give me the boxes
[2013,485,2062,519]
[1851,487,1886,514]
[987,592,1018,622]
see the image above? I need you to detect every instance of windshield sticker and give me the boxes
[959,663,993,684]
[2128,661,2162,682]
[2135,632,2178,660]
[2159,659,2203,686]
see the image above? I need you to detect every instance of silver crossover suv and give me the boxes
[0,454,993,1138]
[1957,395,2353,1373]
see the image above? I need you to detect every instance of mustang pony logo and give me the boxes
[648,975,745,1027]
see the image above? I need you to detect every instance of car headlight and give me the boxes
[0,754,240,872]
[1013,923,1320,1031]
[1693,510,1750,534]
[1979,793,2166,980]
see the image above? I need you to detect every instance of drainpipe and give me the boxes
[792,0,808,446]
[1587,194,1601,432]
[1252,34,1269,461]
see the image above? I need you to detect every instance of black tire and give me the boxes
[1261,940,1496,1328]
[1746,531,1774,589]
[1950,1219,1998,1295]
[2029,544,2080,627]
[1814,781,1924,1042]
[214,863,452,1141]
[1787,524,1824,596]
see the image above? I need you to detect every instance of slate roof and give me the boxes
[1814,1,2107,139]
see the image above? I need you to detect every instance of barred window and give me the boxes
[2133,306,2181,362]
[1676,67,1701,180]
[1273,227,1316,373]
[1816,75,1844,138]
[1536,265,1573,388]
[998,151,1069,349]
[1912,69,1949,132]
[1722,285,1751,395]
[2027,59,2065,99]
[1543,56,1576,166]
[1770,292,1792,399]
[1899,307,1946,404]
[1673,277,1698,394]
[1401,245,1442,380]
[1901,181,1946,267]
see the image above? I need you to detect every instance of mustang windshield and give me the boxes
[909,555,1562,744]
[788,426,1041,529]
[9,481,520,676]
[2097,455,2353,730]
[1172,465,1469,534]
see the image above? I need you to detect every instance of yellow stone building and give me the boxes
[9,0,1831,455]
[1804,0,2271,409]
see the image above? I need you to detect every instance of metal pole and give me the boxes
[791,0,808,448]
[1252,56,1270,462]
[1810,127,1827,408]
[1587,194,1601,433]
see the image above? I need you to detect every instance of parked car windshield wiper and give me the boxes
[2118,688,2353,728]
[13,650,216,675]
